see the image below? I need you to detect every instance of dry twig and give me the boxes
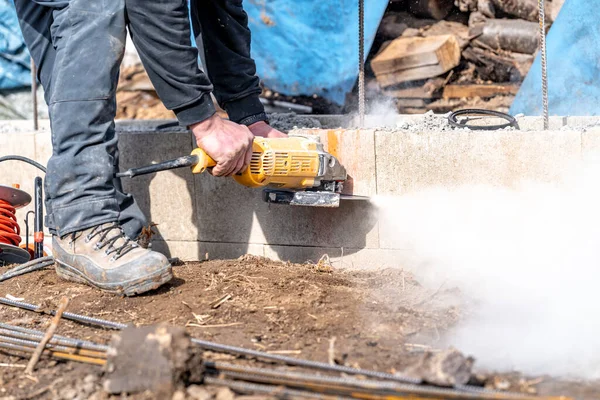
[328,337,337,366]
[211,294,232,309]
[25,297,69,374]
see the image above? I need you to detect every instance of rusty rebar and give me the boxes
[206,362,554,400]
[0,341,106,366]
[0,326,108,352]
[0,335,106,359]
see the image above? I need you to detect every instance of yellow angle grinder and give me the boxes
[117,135,350,207]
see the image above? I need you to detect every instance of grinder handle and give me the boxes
[190,148,217,174]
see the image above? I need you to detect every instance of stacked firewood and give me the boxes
[369,0,565,113]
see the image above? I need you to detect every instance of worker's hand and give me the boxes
[191,114,254,177]
[248,121,288,138]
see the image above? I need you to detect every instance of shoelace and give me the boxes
[79,223,138,260]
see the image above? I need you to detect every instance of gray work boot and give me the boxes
[52,223,173,296]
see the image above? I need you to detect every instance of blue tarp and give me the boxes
[245,1,388,105]
[1,0,388,102]
[511,0,600,116]
[0,0,31,90]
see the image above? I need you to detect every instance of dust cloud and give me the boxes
[374,162,600,379]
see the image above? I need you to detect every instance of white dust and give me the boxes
[374,162,600,379]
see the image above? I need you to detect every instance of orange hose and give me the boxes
[0,199,21,247]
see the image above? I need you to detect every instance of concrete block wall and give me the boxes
[2,116,600,267]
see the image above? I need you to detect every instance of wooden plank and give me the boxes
[443,84,520,99]
[371,35,461,86]
[375,64,448,87]
[396,98,428,108]
[383,78,445,99]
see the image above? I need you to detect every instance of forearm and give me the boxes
[126,0,216,126]
[190,0,266,125]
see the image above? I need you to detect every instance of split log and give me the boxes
[407,0,455,20]
[384,78,445,99]
[396,98,428,108]
[470,19,539,54]
[455,0,477,12]
[477,0,496,17]
[371,35,461,87]
[455,0,495,16]
[421,21,471,49]
[491,0,538,21]
[462,46,533,82]
[443,83,519,98]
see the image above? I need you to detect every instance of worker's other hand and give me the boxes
[249,121,288,138]
[191,114,254,177]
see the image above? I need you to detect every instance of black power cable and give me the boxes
[448,109,520,131]
[0,155,46,173]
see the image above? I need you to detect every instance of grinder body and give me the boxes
[191,136,346,194]
[117,136,348,207]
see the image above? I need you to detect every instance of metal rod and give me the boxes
[24,210,34,254]
[0,341,106,366]
[193,337,420,385]
[538,0,549,129]
[0,297,128,330]
[0,257,54,283]
[204,377,347,400]
[115,155,198,178]
[358,0,366,128]
[0,335,106,359]
[30,58,38,131]
[207,363,546,400]
[0,298,567,400]
[34,176,43,259]
[0,328,108,352]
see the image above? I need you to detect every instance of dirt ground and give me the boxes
[0,256,598,399]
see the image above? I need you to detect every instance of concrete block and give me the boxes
[152,240,264,261]
[118,130,198,242]
[510,116,567,131]
[375,129,583,196]
[293,128,377,197]
[193,173,264,243]
[264,245,408,269]
[193,172,379,249]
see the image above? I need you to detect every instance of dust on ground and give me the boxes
[0,256,598,399]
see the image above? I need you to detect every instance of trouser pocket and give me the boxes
[49,0,126,104]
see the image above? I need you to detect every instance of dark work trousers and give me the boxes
[14,0,267,239]
[13,0,215,239]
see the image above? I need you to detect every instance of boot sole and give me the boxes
[55,260,173,296]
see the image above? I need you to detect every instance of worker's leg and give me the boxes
[124,0,216,127]
[14,0,149,242]
[44,0,126,235]
[189,0,265,124]
[21,0,172,295]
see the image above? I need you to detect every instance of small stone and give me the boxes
[404,347,474,387]
[215,387,235,400]
[172,390,186,400]
[186,385,213,400]
[59,387,78,400]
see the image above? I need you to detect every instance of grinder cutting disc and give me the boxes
[0,184,31,209]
